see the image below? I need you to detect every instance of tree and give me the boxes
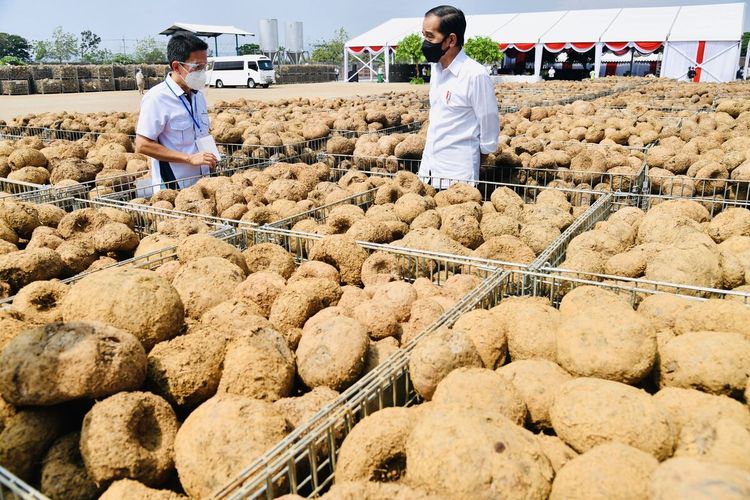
[395,32,425,73]
[79,30,102,61]
[0,55,26,65]
[238,43,260,55]
[464,36,503,65]
[134,37,166,64]
[0,33,31,62]
[111,53,136,65]
[310,27,348,65]
[742,32,750,57]
[43,26,78,63]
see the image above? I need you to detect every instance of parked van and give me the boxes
[207,55,275,88]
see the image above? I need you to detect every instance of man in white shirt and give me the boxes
[548,66,556,79]
[418,5,499,189]
[135,31,217,189]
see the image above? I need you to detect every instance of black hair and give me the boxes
[167,31,208,66]
[425,5,466,47]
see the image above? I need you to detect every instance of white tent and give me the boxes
[344,3,745,83]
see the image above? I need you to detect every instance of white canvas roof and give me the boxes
[539,9,621,43]
[668,3,745,41]
[346,3,745,50]
[160,23,254,37]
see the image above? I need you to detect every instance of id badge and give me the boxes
[195,135,222,162]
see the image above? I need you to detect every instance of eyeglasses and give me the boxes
[179,61,211,72]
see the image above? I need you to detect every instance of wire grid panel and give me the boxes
[325,153,422,174]
[267,188,378,230]
[213,235,506,500]
[0,201,235,308]
[645,172,750,211]
[0,466,48,500]
[217,136,332,157]
[0,126,134,143]
[331,121,422,139]
[515,159,646,195]
[0,178,48,197]
[223,264,750,499]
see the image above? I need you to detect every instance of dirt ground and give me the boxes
[0,82,427,121]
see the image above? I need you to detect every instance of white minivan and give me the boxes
[207,55,276,88]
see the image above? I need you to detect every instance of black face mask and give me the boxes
[422,38,449,63]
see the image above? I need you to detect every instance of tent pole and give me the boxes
[385,45,390,83]
[629,49,634,75]
[533,44,543,77]
[214,37,218,57]
[344,49,349,81]
[594,42,603,79]
[235,35,239,55]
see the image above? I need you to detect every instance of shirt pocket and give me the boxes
[169,116,194,147]
[199,112,210,136]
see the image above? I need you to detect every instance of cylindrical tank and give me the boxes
[285,22,304,53]
[259,19,279,52]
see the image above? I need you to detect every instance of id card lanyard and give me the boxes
[166,76,202,135]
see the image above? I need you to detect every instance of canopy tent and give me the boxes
[160,23,255,57]
[345,3,745,83]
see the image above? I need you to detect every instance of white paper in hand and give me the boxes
[196,135,222,161]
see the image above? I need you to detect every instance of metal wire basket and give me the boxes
[331,121,422,139]
[217,263,740,499]
[0,199,235,307]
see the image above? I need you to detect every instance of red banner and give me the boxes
[604,42,629,51]
[498,43,509,52]
[634,42,662,54]
[544,43,566,52]
[694,41,706,82]
[570,42,595,52]
[349,46,365,54]
[514,43,536,52]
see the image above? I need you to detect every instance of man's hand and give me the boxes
[186,152,217,170]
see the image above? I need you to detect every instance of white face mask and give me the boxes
[184,69,207,90]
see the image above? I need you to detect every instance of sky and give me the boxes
[0,0,746,56]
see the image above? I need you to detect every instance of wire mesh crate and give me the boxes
[645,170,750,208]
[216,263,742,499]
[0,199,235,307]
[331,121,422,138]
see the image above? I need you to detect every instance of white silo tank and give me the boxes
[259,19,279,53]
[285,22,304,53]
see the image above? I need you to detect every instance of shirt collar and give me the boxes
[166,72,197,96]
[444,49,468,77]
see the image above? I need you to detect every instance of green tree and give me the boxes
[0,33,31,61]
[395,32,425,82]
[0,55,26,65]
[111,53,136,65]
[742,32,750,57]
[238,43,260,55]
[464,36,503,65]
[40,26,79,63]
[310,27,348,65]
[134,37,166,63]
[79,30,102,61]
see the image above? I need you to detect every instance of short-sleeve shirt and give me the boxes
[136,74,210,188]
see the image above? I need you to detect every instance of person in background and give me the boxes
[418,5,499,188]
[334,66,340,81]
[589,67,596,79]
[135,31,217,190]
[737,67,744,80]
[135,68,145,95]
[547,65,556,79]
[687,66,696,81]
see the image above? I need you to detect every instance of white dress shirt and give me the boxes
[136,74,211,189]
[419,49,499,188]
